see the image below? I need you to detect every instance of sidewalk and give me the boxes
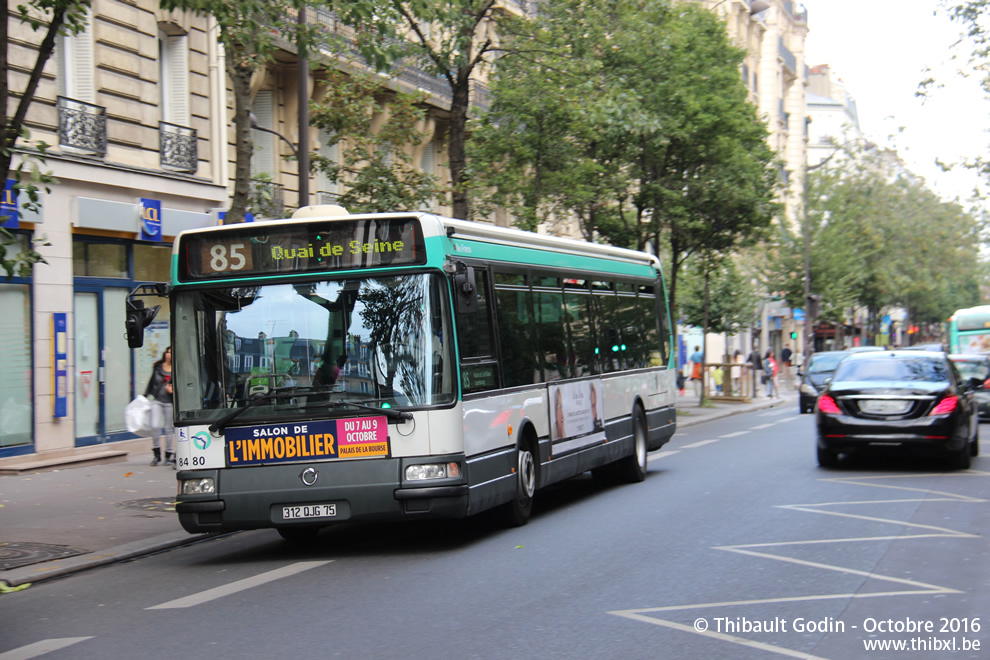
[0,386,798,589]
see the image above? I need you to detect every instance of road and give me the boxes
[2,406,988,659]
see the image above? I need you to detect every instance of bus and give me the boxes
[948,305,990,355]
[132,205,676,540]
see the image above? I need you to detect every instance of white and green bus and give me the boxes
[949,305,990,355]
[142,206,675,539]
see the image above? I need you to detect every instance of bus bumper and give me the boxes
[176,456,470,534]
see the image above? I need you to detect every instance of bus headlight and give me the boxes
[180,478,216,495]
[405,462,461,481]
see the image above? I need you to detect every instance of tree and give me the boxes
[309,70,444,213]
[762,141,985,342]
[466,0,633,236]
[1,0,90,278]
[347,0,504,220]
[468,0,777,337]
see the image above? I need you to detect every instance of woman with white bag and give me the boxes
[145,346,174,467]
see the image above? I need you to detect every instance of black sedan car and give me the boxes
[949,354,990,420]
[798,347,883,414]
[816,351,979,469]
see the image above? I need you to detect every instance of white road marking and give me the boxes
[718,431,747,438]
[147,561,332,609]
[609,612,829,660]
[608,471,988,656]
[652,450,681,458]
[749,423,775,430]
[0,638,93,660]
[681,439,720,449]
[757,408,791,417]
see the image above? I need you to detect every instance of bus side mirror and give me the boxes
[125,299,160,348]
[453,265,479,314]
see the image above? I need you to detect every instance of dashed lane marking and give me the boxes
[681,439,720,449]
[651,450,681,458]
[147,561,332,609]
[0,638,93,660]
[718,431,747,438]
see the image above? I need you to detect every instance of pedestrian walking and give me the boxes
[764,349,780,398]
[781,344,793,385]
[749,348,763,395]
[145,346,175,467]
[689,345,704,396]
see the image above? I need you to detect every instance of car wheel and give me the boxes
[499,441,536,527]
[817,446,838,468]
[950,442,972,470]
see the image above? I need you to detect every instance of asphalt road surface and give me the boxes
[2,407,988,659]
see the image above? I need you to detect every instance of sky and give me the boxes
[800,0,990,204]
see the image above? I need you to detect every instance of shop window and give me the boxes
[133,244,172,282]
[73,242,126,278]
[0,284,32,448]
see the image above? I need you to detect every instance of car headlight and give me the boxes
[180,478,216,495]
[405,462,461,481]
[800,384,819,396]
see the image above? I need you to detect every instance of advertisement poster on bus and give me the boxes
[550,379,605,452]
[959,334,990,354]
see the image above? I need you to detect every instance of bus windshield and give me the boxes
[172,273,455,424]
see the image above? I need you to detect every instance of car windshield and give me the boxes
[952,359,990,381]
[172,273,455,424]
[833,357,949,383]
[807,353,845,373]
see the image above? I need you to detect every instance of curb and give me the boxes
[0,531,218,589]
[675,394,796,429]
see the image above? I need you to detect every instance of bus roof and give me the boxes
[174,208,661,282]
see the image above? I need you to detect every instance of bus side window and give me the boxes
[495,285,539,387]
[456,269,500,393]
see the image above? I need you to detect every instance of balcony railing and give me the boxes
[250,179,285,219]
[58,96,107,157]
[316,190,340,205]
[159,122,198,172]
[778,37,797,75]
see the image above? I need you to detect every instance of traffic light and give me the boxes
[125,299,160,348]
[790,332,798,340]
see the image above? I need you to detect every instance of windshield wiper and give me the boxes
[327,400,413,422]
[208,387,312,434]
[209,387,412,434]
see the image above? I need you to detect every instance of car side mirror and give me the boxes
[823,377,831,386]
[969,376,983,390]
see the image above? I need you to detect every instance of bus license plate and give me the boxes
[282,504,337,520]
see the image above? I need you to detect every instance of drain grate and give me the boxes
[116,497,176,513]
[0,542,87,570]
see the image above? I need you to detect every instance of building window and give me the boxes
[73,242,127,278]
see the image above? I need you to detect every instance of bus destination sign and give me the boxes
[225,416,389,467]
[178,218,425,281]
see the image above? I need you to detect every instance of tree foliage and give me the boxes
[761,142,986,331]
[1,0,90,279]
[309,70,444,213]
[468,0,777,330]
[343,0,503,220]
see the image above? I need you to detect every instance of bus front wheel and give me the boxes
[499,443,536,527]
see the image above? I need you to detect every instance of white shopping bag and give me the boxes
[125,395,153,436]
